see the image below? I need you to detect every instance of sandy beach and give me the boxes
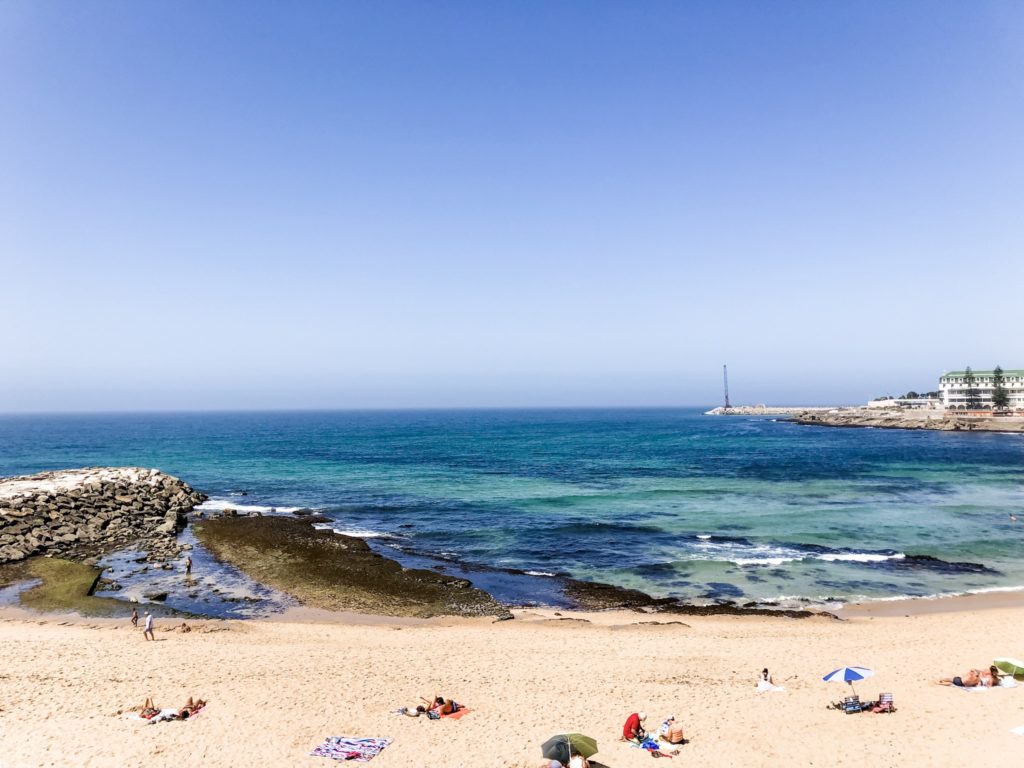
[2,601,1024,768]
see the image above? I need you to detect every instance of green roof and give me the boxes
[941,369,1024,378]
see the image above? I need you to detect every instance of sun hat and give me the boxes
[639,712,647,721]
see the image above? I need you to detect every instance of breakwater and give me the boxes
[0,467,206,564]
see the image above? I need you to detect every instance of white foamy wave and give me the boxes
[772,594,847,610]
[688,540,806,567]
[696,534,712,540]
[312,524,388,539]
[525,570,556,577]
[730,556,802,567]
[816,552,905,563]
[840,584,1024,606]
[198,498,304,515]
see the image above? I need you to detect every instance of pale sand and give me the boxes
[2,603,1024,767]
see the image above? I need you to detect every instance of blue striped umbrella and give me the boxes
[823,666,874,696]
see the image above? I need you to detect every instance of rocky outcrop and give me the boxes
[792,409,1024,432]
[0,467,206,564]
[195,515,512,619]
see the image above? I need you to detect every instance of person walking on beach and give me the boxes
[185,555,192,575]
[143,611,155,641]
[130,607,139,627]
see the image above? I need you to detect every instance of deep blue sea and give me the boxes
[2,409,1023,612]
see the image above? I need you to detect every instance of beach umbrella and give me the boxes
[993,658,1024,679]
[823,666,874,696]
[541,733,598,765]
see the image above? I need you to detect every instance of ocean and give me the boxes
[2,408,1023,614]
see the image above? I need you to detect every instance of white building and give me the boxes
[865,397,941,410]
[939,369,1024,412]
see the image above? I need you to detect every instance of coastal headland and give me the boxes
[791,408,1024,432]
[707,405,1024,432]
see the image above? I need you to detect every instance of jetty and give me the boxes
[704,405,838,416]
[0,467,206,564]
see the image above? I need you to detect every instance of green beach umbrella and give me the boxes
[993,658,1024,679]
[541,733,598,765]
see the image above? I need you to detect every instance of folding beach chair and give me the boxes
[843,695,862,714]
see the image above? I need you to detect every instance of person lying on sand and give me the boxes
[938,669,981,687]
[980,666,1000,687]
[421,695,460,715]
[140,698,160,719]
[177,697,206,719]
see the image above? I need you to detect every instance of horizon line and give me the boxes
[0,402,848,417]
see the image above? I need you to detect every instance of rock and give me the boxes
[0,467,207,565]
[143,591,169,602]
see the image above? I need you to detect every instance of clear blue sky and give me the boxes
[2,1,1022,411]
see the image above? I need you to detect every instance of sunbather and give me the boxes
[177,697,206,719]
[938,669,981,687]
[980,667,999,687]
[421,695,460,715]
[140,698,159,719]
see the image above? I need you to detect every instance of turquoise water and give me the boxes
[2,409,1023,608]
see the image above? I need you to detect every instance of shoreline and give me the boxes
[4,567,1022,626]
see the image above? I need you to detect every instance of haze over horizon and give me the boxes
[3,1,1022,413]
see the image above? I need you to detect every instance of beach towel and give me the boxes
[310,737,392,762]
[1011,726,1024,736]
[442,706,471,720]
[127,705,207,724]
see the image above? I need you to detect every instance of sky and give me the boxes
[2,1,1022,411]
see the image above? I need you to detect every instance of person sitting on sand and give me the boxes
[938,669,981,687]
[622,711,647,743]
[756,667,786,692]
[658,715,685,744]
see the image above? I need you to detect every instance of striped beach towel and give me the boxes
[310,737,392,762]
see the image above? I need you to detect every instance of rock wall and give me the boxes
[792,409,1024,432]
[0,467,206,564]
